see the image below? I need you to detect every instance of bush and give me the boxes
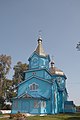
[0,110,2,115]
[10,113,28,120]
[2,104,11,110]
[0,96,5,109]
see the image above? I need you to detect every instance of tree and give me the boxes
[0,54,11,76]
[4,79,15,101]
[0,54,11,96]
[0,96,5,109]
[76,42,80,51]
[13,61,29,85]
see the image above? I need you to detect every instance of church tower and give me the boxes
[28,36,50,69]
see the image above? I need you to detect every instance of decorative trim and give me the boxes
[18,75,52,87]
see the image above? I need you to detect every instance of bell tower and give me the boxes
[28,36,50,69]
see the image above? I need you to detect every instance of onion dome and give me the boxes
[50,61,64,75]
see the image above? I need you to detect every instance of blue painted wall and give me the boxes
[28,52,50,70]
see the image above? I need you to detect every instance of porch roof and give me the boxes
[13,92,50,100]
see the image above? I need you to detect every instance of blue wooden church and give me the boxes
[12,36,75,114]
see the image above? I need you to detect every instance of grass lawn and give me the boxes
[0,113,80,120]
[28,113,80,120]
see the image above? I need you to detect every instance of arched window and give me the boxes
[29,83,39,91]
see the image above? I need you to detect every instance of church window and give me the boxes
[29,83,39,91]
[34,100,39,108]
[41,101,46,108]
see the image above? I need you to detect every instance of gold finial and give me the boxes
[52,55,54,62]
[39,30,42,38]
[38,30,42,39]
[38,30,42,44]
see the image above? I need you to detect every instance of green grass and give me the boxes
[0,115,2,117]
[28,114,80,120]
[0,113,80,120]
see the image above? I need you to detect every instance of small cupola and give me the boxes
[50,57,65,75]
[51,61,55,68]
[51,56,55,68]
[50,59,55,74]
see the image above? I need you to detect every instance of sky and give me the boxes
[0,0,80,106]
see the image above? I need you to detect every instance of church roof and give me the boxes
[15,91,50,100]
[49,61,65,76]
[34,37,48,57]
[50,66,64,75]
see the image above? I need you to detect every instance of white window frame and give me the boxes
[41,101,46,108]
[29,82,39,91]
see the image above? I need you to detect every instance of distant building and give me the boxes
[12,36,75,114]
[64,101,76,113]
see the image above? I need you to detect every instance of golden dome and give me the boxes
[50,62,64,75]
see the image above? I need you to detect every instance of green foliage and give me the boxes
[0,96,5,109]
[2,104,11,110]
[0,54,11,77]
[13,61,29,85]
[0,54,11,97]
[0,79,15,109]
[0,55,29,109]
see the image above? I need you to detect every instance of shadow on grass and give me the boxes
[65,117,80,120]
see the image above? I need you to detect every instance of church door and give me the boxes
[21,99,29,113]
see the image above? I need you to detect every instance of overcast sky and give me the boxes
[0,0,80,105]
